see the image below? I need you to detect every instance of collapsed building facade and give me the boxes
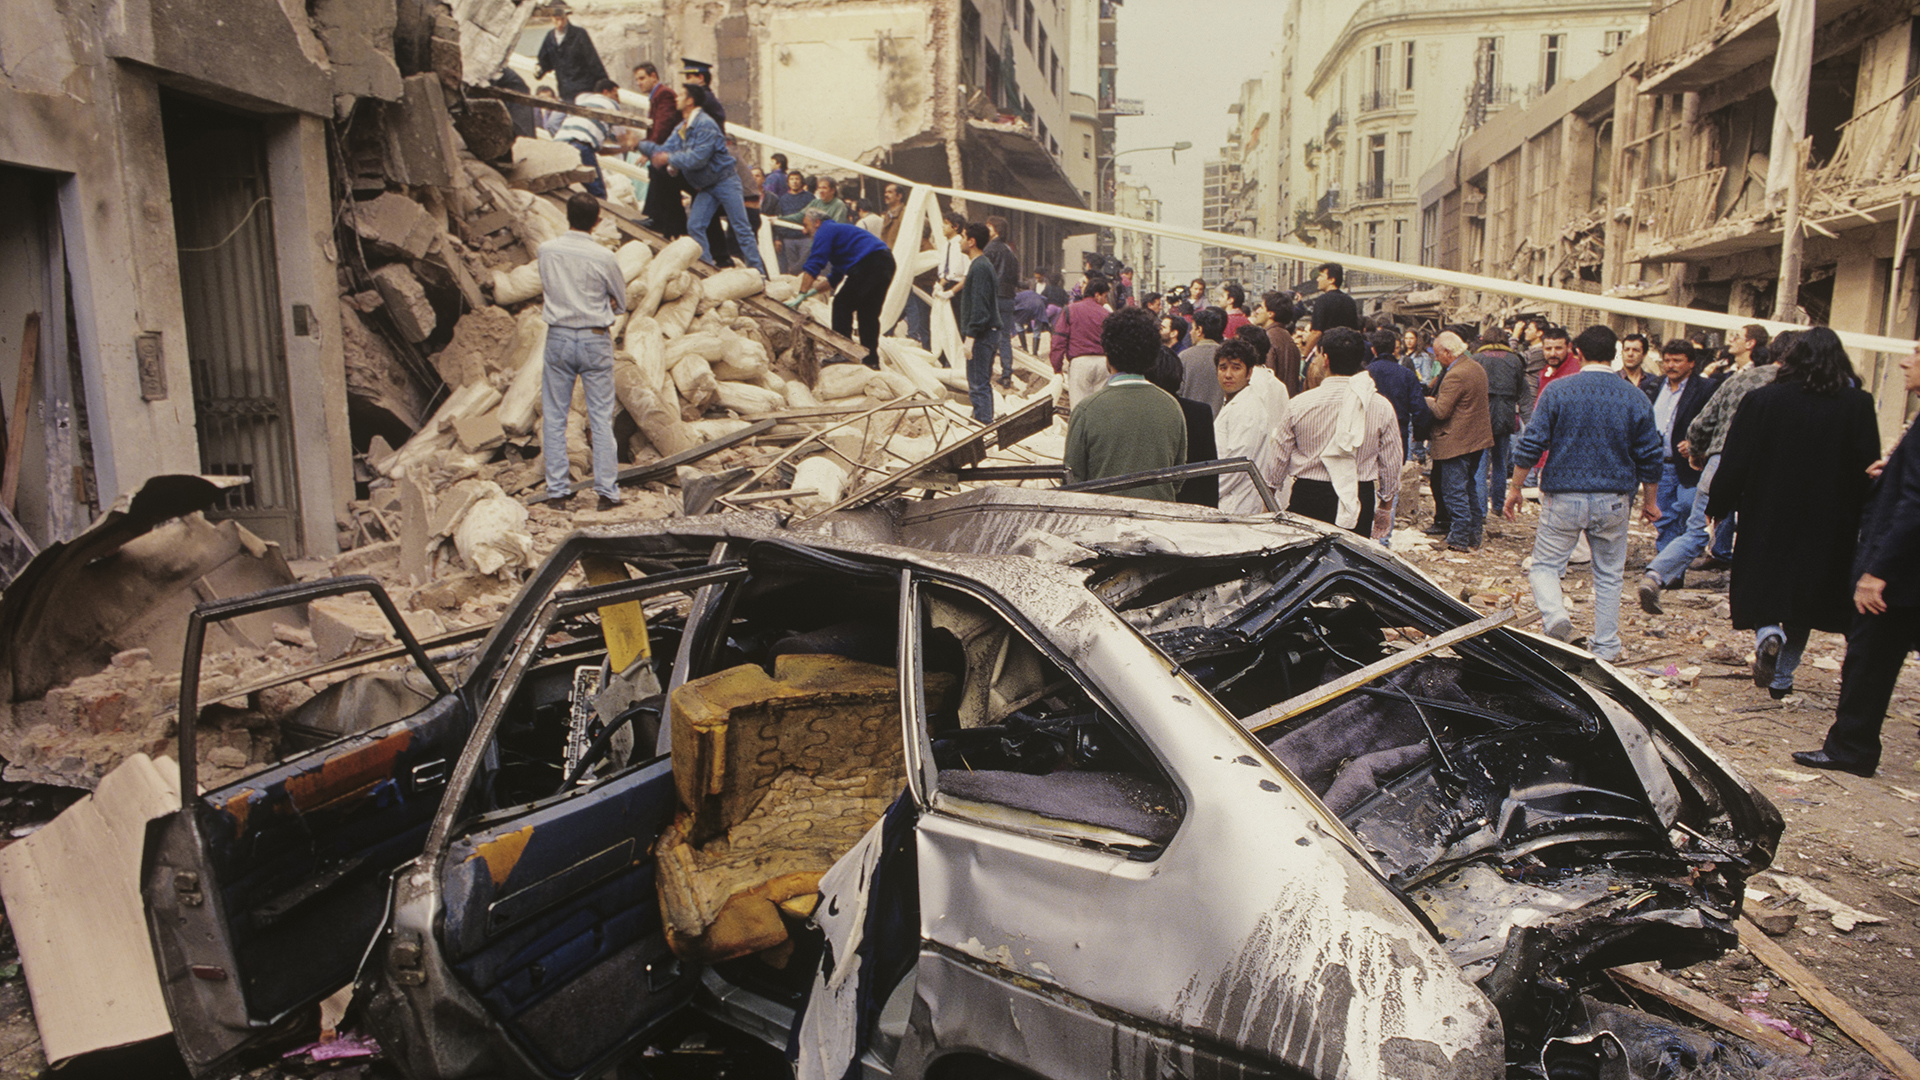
[1420,0,1920,439]
[576,0,1104,273]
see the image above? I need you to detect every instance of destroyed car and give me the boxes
[142,486,1781,1079]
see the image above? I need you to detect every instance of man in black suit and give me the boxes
[1795,349,1920,777]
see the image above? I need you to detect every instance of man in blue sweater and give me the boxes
[1503,325,1664,662]
[798,209,897,369]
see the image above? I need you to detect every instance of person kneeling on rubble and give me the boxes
[795,207,897,370]
[636,83,765,275]
[1063,305,1187,501]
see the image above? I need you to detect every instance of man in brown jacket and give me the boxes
[1425,331,1494,550]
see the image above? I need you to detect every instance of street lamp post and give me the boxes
[1100,142,1190,264]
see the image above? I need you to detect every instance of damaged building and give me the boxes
[1419,0,1920,438]
[590,0,1104,269]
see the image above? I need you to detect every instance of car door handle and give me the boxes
[411,758,448,791]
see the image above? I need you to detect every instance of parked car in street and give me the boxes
[144,485,1780,1080]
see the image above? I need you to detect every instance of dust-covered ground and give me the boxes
[0,464,1915,1079]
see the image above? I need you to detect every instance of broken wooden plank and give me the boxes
[562,418,776,496]
[1607,962,1810,1058]
[1737,917,1920,1079]
[3,313,39,513]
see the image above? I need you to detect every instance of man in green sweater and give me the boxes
[1064,305,1188,500]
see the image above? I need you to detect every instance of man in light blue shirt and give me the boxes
[536,193,627,510]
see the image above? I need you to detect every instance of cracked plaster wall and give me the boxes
[0,0,370,555]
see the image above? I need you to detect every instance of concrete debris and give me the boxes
[451,485,533,575]
[371,263,438,343]
[353,191,441,260]
[381,73,459,188]
[507,136,595,193]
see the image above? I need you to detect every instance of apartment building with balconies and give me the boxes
[1286,0,1649,308]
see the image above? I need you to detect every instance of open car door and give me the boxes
[367,556,750,1080]
[142,576,462,1075]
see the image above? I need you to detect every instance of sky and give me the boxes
[1110,0,1287,284]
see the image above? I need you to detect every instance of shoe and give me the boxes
[530,491,570,508]
[595,495,622,512]
[1637,574,1664,615]
[1691,554,1733,572]
[1769,685,1794,700]
[1543,616,1574,643]
[1423,525,1448,536]
[1447,542,1473,553]
[1790,749,1876,777]
[1753,634,1782,688]
[995,375,1014,390]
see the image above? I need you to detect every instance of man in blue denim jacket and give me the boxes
[637,84,764,274]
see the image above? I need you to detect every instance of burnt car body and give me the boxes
[142,488,1780,1079]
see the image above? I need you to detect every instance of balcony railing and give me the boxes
[1646,0,1774,75]
[1629,167,1728,251]
[1355,177,1392,201]
[1324,109,1346,138]
[1360,88,1396,115]
[1808,79,1920,201]
[1317,189,1341,215]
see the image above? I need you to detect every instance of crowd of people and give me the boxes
[506,15,1916,783]
[1053,260,1919,782]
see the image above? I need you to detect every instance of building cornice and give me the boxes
[1304,0,1649,97]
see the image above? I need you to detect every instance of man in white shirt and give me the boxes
[1213,339,1287,514]
[1265,327,1401,535]
[536,193,627,510]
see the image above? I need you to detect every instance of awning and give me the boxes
[963,120,1087,211]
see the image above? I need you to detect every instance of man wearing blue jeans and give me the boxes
[954,223,1002,423]
[1505,325,1663,661]
[536,193,628,510]
[982,217,1021,388]
[1640,348,1777,613]
[1643,340,1716,553]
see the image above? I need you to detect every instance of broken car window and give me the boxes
[916,580,1183,853]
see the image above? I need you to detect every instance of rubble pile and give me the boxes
[0,15,1064,794]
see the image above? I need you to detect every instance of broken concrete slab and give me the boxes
[308,595,440,661]
[311,0,405,105]
[507,137,596,193]
[371,263,437,343]
[454,411,507,453]
[0,476,300,784]
[0,754,182,1066]
[428,304,517,388]
[453,98,517,162]
[332,539,400,574]
[341,303,430,435]
[352,192,439,260]
[398,471,432,584]
[381,72,459,188]
[451,0,534,86]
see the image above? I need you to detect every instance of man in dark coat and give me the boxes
[1148,345,1219,508]
[1706,328,1879,699]
[535,4,610,102]
[1794,348,1920,776]
[1469,329,1527,516]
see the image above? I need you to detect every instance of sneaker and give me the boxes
[1637,574,1664,615]
[1543,616,1574,643]
[1752,634,1782,688]
[596,494,622,512]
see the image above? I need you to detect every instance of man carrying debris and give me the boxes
[1503,325,1663,662]
[1063,306,1187,501]
[552,78,625,198]
[535,3,610,102]
[637,84,765,275]
[536,193,626,512]
[1794,347,1920,777]
[796,208,896,370]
